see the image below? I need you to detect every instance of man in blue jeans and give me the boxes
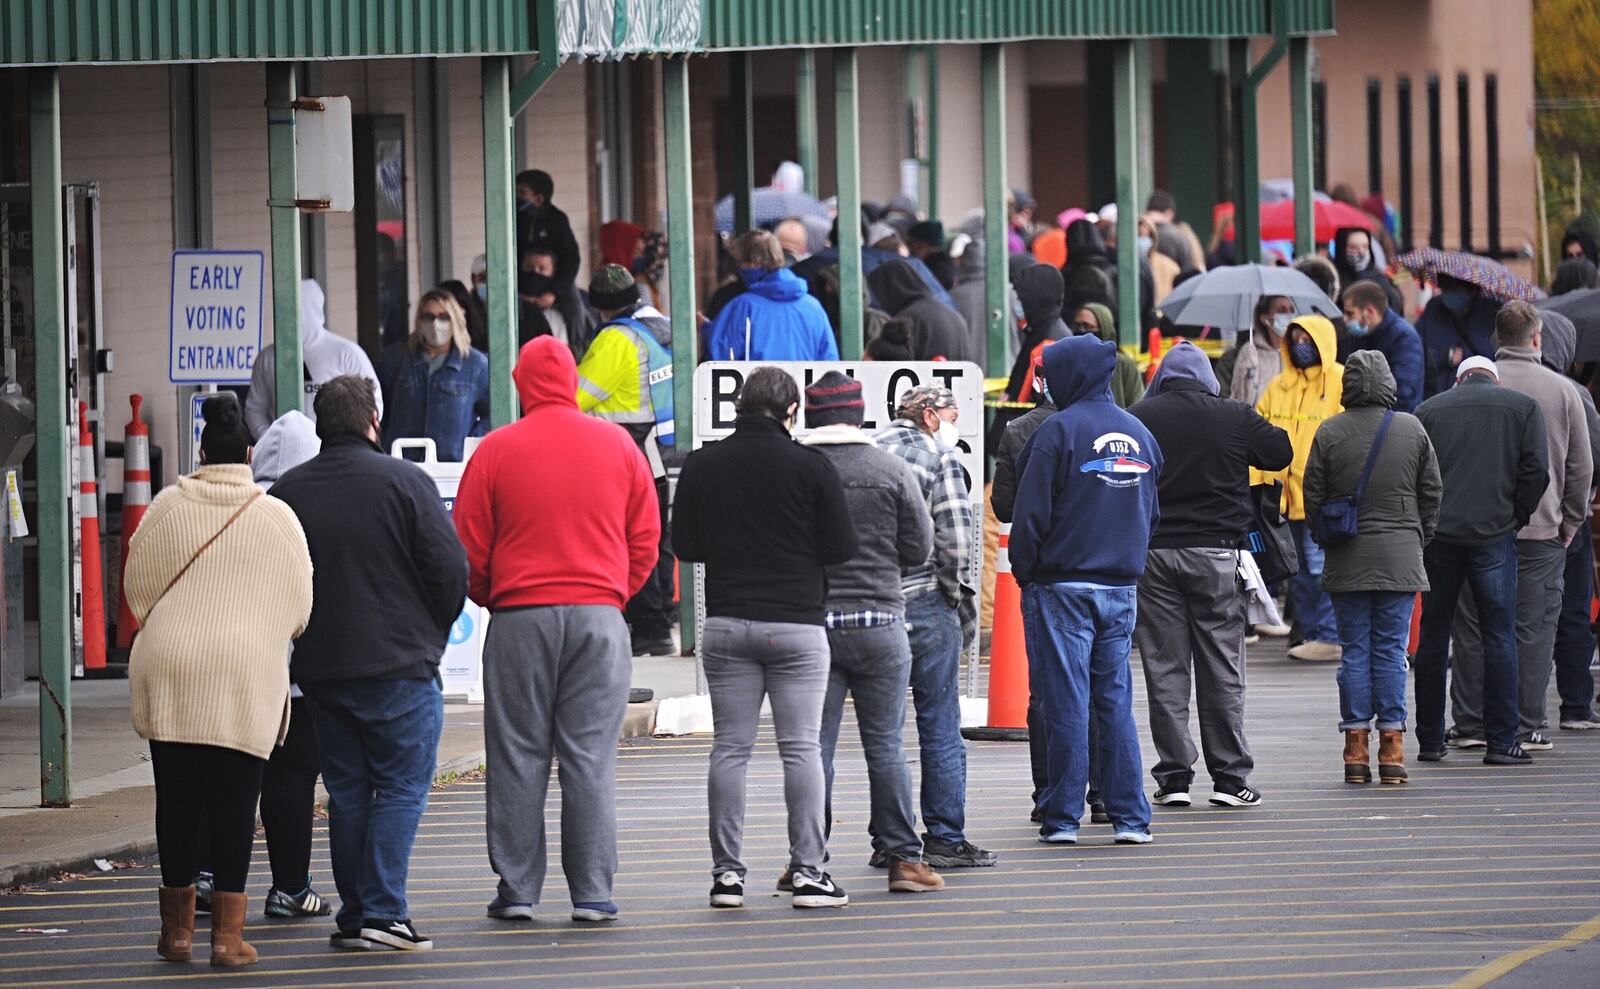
[1011,335,1163,844]
[878,386,996,868]
[1414,356,1549,765]
[272,376,467,951]
[801,372,944,894]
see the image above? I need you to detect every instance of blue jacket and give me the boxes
[378,344,491,461]
[1351,308,1425,413]
[1416,295,1500,400]
[1010,335,1163,587]
[706,267,839,361]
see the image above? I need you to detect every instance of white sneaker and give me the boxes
[1287,641,1342,662]
[1113,830,1154,845]
[1559,719,1600,731]
[1255,623,1292,638]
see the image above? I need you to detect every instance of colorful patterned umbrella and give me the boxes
[1394,247,1543,303]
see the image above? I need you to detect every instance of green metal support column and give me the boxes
[30,67,71,808]
[483,57,518,426]
[266,63,303,415]
[1228,39,1259,264]
[796,51,819,198]
[1289,37,1316,259]
[835,48,864,359]
[925,47,940,221]
[664,55,698,652]
[1111,41,1140,348]
[981,44,1009,374]
[730,53,755,234]
[1134,40,1154,210]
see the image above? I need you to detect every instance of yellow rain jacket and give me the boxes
[1252,315,1344,520]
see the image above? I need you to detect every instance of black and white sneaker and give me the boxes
[330,928,371,951]
[791,873,848,909]
[1484,744,1534,765]
[360,918,433,950]
[1209,783,1262,807]
[1521,730,1554,751]
[710,872,745,908]
[1445,727,1486,749]
[868,848,890,869]
[921,837,998,868]
[1152,785,1191,806]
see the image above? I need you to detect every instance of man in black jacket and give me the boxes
[672,367,858,909]
[516,169,588,352]
[1129,343,1292,808]
[1413,356,1549,765]
[271,375,467,952]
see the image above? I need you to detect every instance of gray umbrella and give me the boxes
[1536,288,1600,364]
[713,189,829,234]
[1157,263,1342,331]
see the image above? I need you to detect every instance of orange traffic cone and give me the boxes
[78,402,107,673]
[115,395,151,651]
[962,522,1030,741]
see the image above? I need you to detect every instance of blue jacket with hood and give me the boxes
[1351,307,1425,413]
[1010,334,1163,587]
[705,266,839,361]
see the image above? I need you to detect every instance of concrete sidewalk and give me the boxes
[0,652,702,887]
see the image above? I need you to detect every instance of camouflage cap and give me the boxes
[895,384,958,420]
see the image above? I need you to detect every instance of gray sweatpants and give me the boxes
[702,616,830,882]
[1450,538,1565,739]
[1134,547,1253,790]
[483,605,631,906]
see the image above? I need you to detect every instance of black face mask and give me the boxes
[519,271,554,298]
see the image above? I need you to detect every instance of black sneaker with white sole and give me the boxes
[330,928,371,951]
[1152,784,1191,806]
[921,837,998,868]
[790,873,848,909]
[710,872,745,908]
[360,919,432,950]
[1484,744,1534,765]
[1209,782,1262,807]
[1521,730,1554,751]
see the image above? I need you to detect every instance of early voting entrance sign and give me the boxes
[169,251,263,384]
[658,361,987,735]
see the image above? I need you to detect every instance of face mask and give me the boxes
[1346,249,1370,271]
[1289,340,1319,369]
[516,197,537,214]
[519,271,554,298]
[474,282,488,301]
[419,315,453,348]
[1136,236,1153,257]
[936,419,960,449]
[1271,312,1294,336]
[1441,288,1472,313]
[1345,318,1370,337]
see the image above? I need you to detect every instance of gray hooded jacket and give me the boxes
[1496,338,1594,543]
[1304,350,1442,592]
[1538,309,1600,477]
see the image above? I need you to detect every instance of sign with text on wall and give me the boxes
[691,361,986,682]
[169,250,263,384]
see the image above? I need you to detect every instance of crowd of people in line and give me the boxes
[120,169,1600,964]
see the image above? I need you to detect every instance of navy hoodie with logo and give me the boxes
[1010,334,1163,587]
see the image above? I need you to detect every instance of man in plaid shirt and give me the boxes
[877,386,996,869]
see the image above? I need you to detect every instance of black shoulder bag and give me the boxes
[1316,410,1394,548]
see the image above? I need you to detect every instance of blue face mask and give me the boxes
[1345,318,1370,337]
[517,197,537,214]
[474,282,488,301]
[1136,236,1153,257]
[1441,288,1472,313]
[1289,340,1320,369]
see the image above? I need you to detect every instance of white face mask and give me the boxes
[936,418,960,449]
[1271,312,1294,336]
[420,315,453,349]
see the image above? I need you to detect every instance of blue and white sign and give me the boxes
[169,250,264,384]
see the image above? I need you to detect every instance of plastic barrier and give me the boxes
[114,395,151,650]
[78,403,106,672]
[392,438,485,704]
[962,522,1029,741]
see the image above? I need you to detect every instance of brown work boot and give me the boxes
[207,891,258,967]
[775,870,793,892]
[1343,729,1371,784]
[1377,729,1408,784]
[157,885,195,962]
[887,859,946,893]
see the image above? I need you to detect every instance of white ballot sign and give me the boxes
[169,251,264,384]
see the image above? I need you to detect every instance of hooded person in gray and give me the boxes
[798,371,944,894]
[1305,350,1441,783]
[949,237,1017,376]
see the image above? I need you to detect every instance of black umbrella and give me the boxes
[1536,289,1600,364]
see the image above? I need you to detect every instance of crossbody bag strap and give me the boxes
[153,491,264,606]
[1352,410,1395,506]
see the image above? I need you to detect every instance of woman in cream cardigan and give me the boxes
[125,396,313,967]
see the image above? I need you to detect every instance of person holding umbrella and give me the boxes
[1397,249,1542,401]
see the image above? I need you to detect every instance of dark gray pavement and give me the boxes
[2,640,1598,987]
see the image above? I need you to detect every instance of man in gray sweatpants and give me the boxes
[452,336,662,923]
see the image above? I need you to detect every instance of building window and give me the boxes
[1457,73,1473,252]
[1427,74,1442,249]
[1366,79,1382,199]
[1485,73,1501,257]
[1398,76,1413,250]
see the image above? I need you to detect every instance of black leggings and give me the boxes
[260,697,322,891]
[151,741,265,892]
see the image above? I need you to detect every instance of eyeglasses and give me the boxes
[418,313,451,326]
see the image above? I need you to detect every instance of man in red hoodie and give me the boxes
[453,336,660,925]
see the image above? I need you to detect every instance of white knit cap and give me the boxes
[470,254,488,277]
[1457,355,1498,380]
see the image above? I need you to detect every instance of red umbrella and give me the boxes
[1256,199,1377,242]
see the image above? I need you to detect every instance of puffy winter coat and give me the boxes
[1251,315,1345,521]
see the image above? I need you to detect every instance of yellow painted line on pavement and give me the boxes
[1447,911,1600,988]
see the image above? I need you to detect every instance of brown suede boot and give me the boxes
[887,859,946,893]
[1378,729,1408,784]
[1343,730,1371,784]
[157,885,195,962]
[208,891,258,967]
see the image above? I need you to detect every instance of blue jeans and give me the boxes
[302,677,444,930]
[820,622,920,862]
[1554,520,1596,723]
[1331,591,1414,731]
[1287,521,1338,643]
[1416,536,1519,752]
[904,590,967,844]
[1020,582,1150,837]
